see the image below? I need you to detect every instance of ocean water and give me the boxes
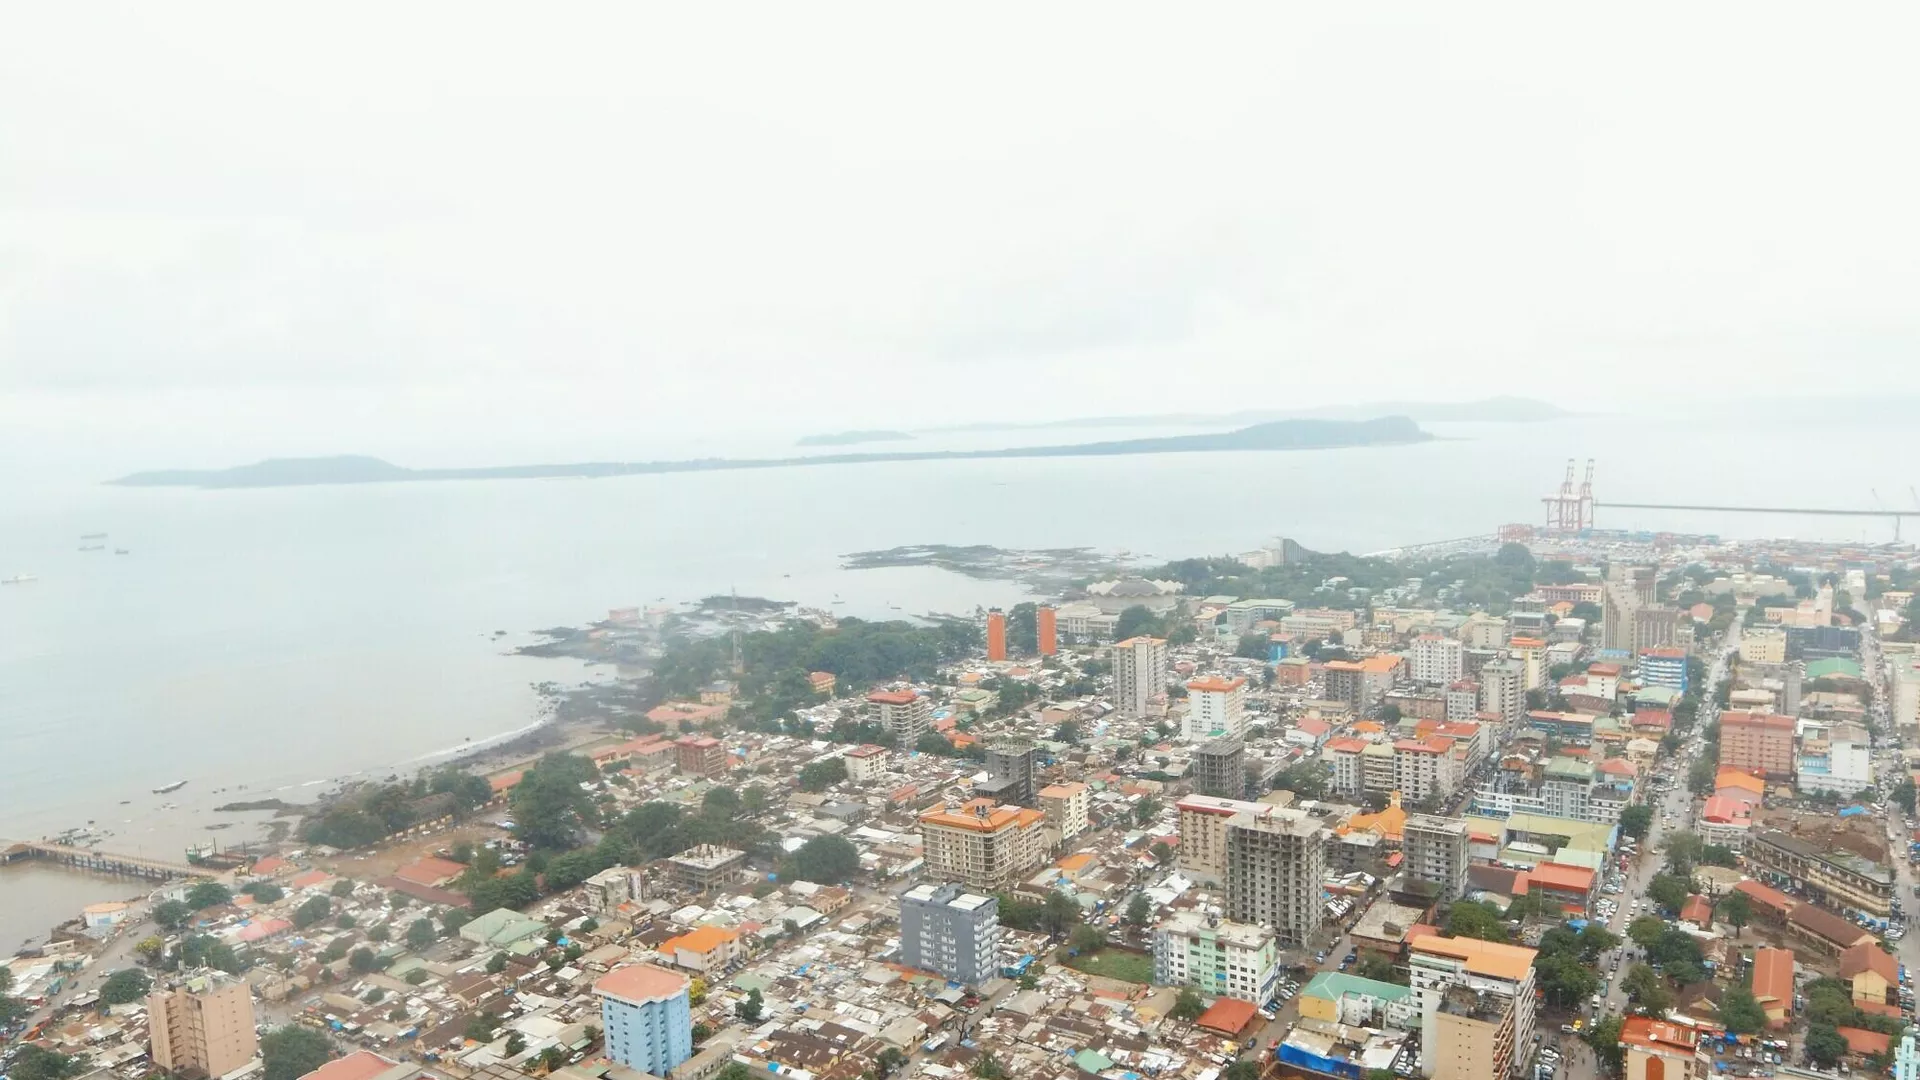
[1,413,1909,947]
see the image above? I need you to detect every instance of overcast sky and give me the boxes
[4,3,1919,467]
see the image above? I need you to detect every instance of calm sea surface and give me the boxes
[1,415,1907,947]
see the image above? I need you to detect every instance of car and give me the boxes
[1258,1009,1276,1021]
[1562,1025,1577,1034]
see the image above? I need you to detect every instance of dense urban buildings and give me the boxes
[899,883,1000,986]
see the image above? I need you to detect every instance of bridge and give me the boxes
[0,840,207,881]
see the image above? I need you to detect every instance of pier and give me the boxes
[1,840,206,881]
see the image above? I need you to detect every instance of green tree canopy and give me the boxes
[99,968,151,1005]
[1125,894,1154,927]
[1444,900,1509,942]
[785,834,859,884]
[1716,891,1751,936]
[293,895,332,929]
[1171,987,1206,1021]
[186,881,233,910]
[406,917,437,950]
[1618,805,1652,840]
[1805,1024,1848,1069]
[510,752,598,850]
[152,899,193,930]
[1646,873,1692,912]
[244,880,285,903]
[261,1025,333,1080]
[1717,985,1766,1034]
[7,1046,86,1080]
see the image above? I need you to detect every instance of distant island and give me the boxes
[108,416,1432,489]
[796,429,914,447]
[921,395,1569,434]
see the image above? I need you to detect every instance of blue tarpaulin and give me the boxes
[1840,806,1867,817]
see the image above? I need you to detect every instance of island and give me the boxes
[796,429,914,447]
[108,416,1432,489]
[921,395,1570,433]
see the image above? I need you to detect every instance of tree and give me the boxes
[487,951,510,974]
[261,1025,333,1080]
[1646,874,1692,912]
[405,968,429,985]
[246,880,286,903]
[187,881,233,910]
[786,835,859,884]
[1662,831,1704,876]
[1620,964,1670,1016]
[504,1032,528,1057]
[294,895,332,928]
[1356,954,1403,985]
[330,879,356,898]
[1149,840,1174,866]
[510,752,598,850]
[1686,757,1716,795]
[1534,953,1598,1008]
[1171,987,1206,1022]
[876,1047,910,1078]
[1894,778,1917,815]
[134,934,166,962]
[1134,795,1162,826]
[1718,985,1766,1034]
[1618,805,1653,841]
[798,757,848,791]
[1274,762,1328,800]
[153,899,193,930]
[972,1053,1010,1080]
[1805,1024,1848,1069]
[1716,891,1751,937]
[7,1047,85,1080]
[1577,924,1621,961]
[335,913,356,930]
[1235,633,1271,660]
[349,948,381,974]
[442,907,474,935]
[1585,1015,1625,1076]
[1052,720,1081,744]
[1627,916,1666,948]
[1806,983,1855,1027]
[736,987,765,1022]
[716,1066,755,1080]
[1124,893,1156,928]
[1223,1063,1260,1080]
[1114,606,1162,642]
[1445,901,1508,942]
[406,917,437,951]
[363,986,386,1004]
[702,785,742,820]
[99,968,151,1005]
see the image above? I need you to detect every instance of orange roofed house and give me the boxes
[656,926,743,974]
[1751,947,1795,1029]
[1323,655,1405,711]
[919,799,1047,891]
[1622,1016,1708,1080]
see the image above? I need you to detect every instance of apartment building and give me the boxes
[918,799,1048,891]
[985,611,1008,662]
[1638,648,1690,694]
[1393,737,1458,803]
[1036,605,1058,655]
[1411,634,1465,686]
[1325,737,1368,798]
[1403,815,1470,902]
[1507,637,1546,691]
[842,744,890,784]
[1445,681,1480,722]
[1479,660,1524,727]
[868,689,932,746]
[1324,655,1406,711]
[1409,934,1538,1080]
[1362,742,1398,796]
[1112,636,1169,718]
[1226,810,1330,948]
[976,740,1040,807]
[1186,675,1249,740]
[148,972,258,1080]
[1177,794,1275,885]
[1153,911,1281,1006]
[1541,757,1596,821]
[899,883,1000,986]
[1037,782,1090,842]
[1741,626,1788,664]
[1192,737,1248,799]
[674,735,727,779]
[596,965,694,1077]
[1718,710,1796,782]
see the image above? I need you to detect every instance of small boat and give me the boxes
[114,549,130,555]
[79,544,105,552]
[152,779,188,794]
[80,532,107,540]
[2,574,36,585]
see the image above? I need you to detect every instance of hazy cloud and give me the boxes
[3,2,1919,464]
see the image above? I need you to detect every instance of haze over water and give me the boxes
[1,413,1910,947]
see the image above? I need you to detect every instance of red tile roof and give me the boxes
[1679,895,1713,927]
[595,963,689,1004]
[298,1051,399,1080]
[395,856,468,887]
[1839,940,1898,983]
[1837,1027,1892,1056]
[1194,997,1258,1035]
[1751,947,1795,1012]
[1734,879,1794,915]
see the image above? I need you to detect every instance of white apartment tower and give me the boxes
[1411,634,1465,686]
[1185,675,1248,740]
[1112,636,1169,718]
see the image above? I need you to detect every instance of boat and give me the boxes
[79,544,105,552]
[80,532,107,540]
[114,549,130,555]
[2,574,36,585]
[152,780,188,794]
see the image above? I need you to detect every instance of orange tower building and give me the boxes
[986,611,1007,661]
[1036,606,1058,655]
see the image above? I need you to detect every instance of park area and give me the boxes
[1065,947,1154,984]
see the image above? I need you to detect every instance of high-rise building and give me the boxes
[986,611,1008,661]
[1153,911,1282,1005]
[1185,675,1248,740]
[1409,934,1538,1080]
[1036,605,1058,656]
[148,972,258,1080]
[1506,637,1546,690]
[1740,626,1787,664]
[1193,737,1248,798]
[899,883,1000,985]
[1323,656,1407,711]
[1541,757,1596,820]
[596,964,694,1077]
[1718,710,1796,781]
[976,739,1040,806]
[1444,681,1480,721]
[1225,809,1329,948]
[1638,647,1689,693]
[1479,660,1524,728]
[869,688,932,746]
[1177,794,1280,885]
[1403,815,1470,902]
[673,735,727,779]
[1324,737,1368,797]
[1037,782,1090,841]
[918,799,1048,891]
[1411,635,1465,686]
[1112,637,1169,717]
[1393,737,1458,802]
